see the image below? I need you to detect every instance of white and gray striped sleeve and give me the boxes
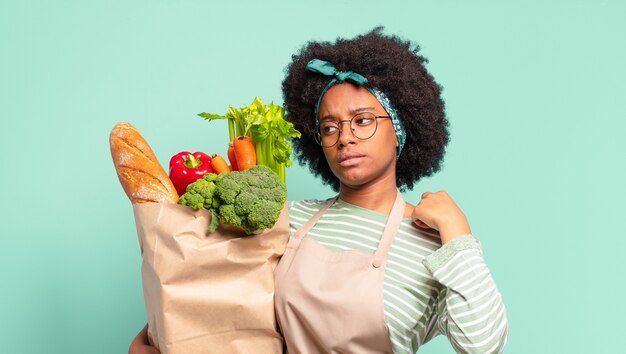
[422,235,509,354]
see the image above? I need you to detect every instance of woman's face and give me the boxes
[318,83,398,190]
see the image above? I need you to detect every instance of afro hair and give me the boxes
[282,27,449,192]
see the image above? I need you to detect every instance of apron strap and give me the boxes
[293,196,338,241]
[372,191,405,268]
[293,191,405,268]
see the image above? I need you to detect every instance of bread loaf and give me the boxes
[110,122,179,204]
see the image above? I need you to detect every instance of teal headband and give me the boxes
[306,58,406,157]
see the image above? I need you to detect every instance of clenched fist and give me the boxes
[411,190,472,245]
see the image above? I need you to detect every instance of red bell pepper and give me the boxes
[169,152,213,196]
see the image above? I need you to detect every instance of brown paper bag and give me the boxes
[132,201,289,354]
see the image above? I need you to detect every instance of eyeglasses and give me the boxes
[314,112,391,148]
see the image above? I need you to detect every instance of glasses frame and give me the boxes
[314,113,391,148]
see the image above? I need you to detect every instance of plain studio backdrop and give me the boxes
[1,1,624,353]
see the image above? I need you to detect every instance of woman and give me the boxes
[130,28,508,354]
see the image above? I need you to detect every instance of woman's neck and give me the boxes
[338,173,398,215]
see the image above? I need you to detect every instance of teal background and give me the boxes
[1,0,624,353]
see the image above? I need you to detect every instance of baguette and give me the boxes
[110,122,179,204]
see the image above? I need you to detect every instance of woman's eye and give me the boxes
[354,117,374,126]
[320,125,338,135]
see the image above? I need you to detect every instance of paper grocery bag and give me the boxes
[132,202,289,354]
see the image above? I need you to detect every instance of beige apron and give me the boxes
[275,192,406,354]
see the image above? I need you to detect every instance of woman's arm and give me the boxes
[423,236,509,354]
[128,324,161,354]
[412,191,508,353]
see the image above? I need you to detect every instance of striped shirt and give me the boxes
[288,198,509,354]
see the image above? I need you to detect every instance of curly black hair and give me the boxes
[282,27,449,192]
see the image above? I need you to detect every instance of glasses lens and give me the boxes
[317,121,340,147]
[351,113,377,140]
[316,113,379,147]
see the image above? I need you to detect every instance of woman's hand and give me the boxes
[411,190,471,244]
[128,324,160,354]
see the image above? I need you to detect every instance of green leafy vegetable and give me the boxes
[178,165,287,235]
[198,97,301,185]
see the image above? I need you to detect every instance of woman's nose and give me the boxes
[337,121,356,146]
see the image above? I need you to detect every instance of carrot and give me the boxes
[227,142,239,172]
[233,136,256,171]
[210,154,231,174]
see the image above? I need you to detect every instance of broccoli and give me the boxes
[178,173,218,210]
[178,165,287,235]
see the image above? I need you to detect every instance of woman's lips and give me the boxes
[338,152,366,167]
